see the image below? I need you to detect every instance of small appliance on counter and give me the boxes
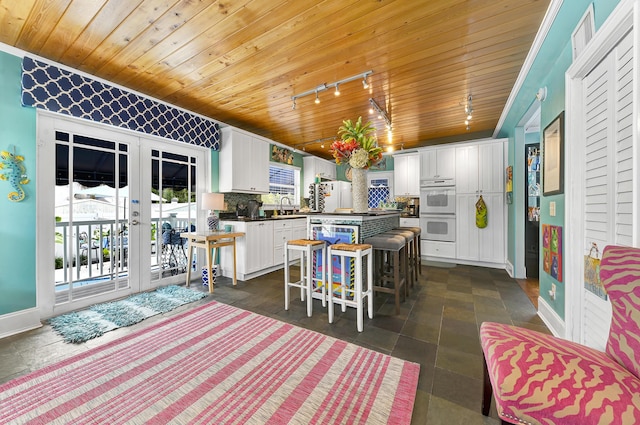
[309,181,352,213]
[404,197,420,217]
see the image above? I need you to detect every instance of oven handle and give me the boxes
[419,213,456,219]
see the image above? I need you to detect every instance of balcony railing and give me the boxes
[55,217,194,288]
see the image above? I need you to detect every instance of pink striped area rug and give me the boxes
[0,301,420,424]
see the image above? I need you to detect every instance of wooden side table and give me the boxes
[181,231,245,293]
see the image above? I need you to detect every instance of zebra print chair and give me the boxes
[480,245,640,424]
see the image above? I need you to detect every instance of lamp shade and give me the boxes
[201,193,225,211]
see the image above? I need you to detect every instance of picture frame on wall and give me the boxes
[543,111,564,196]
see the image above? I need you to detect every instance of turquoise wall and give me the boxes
[0,51,37,315]
[498,0,621,320]
[336,154,394,182]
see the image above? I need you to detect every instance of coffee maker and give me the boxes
[406,197,419,217]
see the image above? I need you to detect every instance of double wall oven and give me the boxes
[420,178,456,242]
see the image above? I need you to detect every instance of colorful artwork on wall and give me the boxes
[0,148,29,202]
[542,224,563,282]
[271,145,294,164]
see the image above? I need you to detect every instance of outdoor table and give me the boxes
[181,231,245,293]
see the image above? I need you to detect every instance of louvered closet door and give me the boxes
[581,30,634,350]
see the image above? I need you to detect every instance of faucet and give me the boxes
[280,196,292,215]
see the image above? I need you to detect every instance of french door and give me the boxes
[37,112,208,317]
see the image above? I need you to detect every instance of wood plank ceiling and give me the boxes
[0,0,550,160]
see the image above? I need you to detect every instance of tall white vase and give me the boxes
[351,167,368,213]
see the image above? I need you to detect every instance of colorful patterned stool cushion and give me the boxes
[481,245,640,425]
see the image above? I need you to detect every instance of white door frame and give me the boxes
[36,111,210,318]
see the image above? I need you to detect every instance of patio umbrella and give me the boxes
[75,185,165,202]
[75,185,166,219]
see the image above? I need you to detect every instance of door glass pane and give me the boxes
[55,133,129,304]
[152,149,196,282]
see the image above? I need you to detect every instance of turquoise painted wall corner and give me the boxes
[0,51,37,315]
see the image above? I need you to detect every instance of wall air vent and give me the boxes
[572,5,595,60]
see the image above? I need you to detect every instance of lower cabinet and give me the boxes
[273,219,307,265]
[220,220,274,279]
[421,240,456,258]
[220,218,307,280]
[456,193,505,264]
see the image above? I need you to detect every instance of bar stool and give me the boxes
[380,229,416,290]
[327,243,373,332]
[284,239,327,317]
[397,226,422,279]
[364,234,406,314]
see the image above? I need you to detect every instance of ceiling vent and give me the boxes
[572,5,595,60]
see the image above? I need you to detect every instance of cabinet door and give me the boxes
[456,194,480,260]
[420,150,437,179]
[478,142,504,193]
[406,154,420,196]
[455,145,479,194]
[437,147,456,178]
[477,193,505,263]
[250,138,270,193]
[220,221,248,275]
[394,155,408,195]
[394,154,419,196]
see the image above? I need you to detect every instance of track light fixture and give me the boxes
[368,98,392,129]
[291,70,373,109]
[464,94,473,130]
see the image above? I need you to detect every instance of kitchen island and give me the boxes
[215,211,400,282]
[307,210,401,243]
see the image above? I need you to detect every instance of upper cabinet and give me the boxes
[455,141,505,194]
[220,127,270,193]
[420,147,455,180]
[302,156,336,198]
[393,153,420,197]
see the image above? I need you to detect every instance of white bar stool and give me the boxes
[284,239,327,317]
[327,243,373,332]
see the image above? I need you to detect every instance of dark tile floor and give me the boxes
[0,262,549,424]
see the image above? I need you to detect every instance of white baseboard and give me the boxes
[505,260,514,278]
[537,297,565,338]
[0,308,42,339]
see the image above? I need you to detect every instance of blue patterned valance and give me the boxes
[21,56,220,150]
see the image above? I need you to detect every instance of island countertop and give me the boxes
[307,211,400,242]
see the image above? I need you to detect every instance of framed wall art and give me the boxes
[543,111,564,196]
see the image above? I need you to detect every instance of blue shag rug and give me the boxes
[49,285,207,343]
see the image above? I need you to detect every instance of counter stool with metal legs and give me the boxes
[284,239,327,317]
[380,229,416,291]
[395,226,422,283]
[363,234,407,314]
[327,243,373,332]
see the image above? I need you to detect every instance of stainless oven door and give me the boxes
[420,215,456,242]
[419,186,456,214]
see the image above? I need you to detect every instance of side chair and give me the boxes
[480,245,640,424]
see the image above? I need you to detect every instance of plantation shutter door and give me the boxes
[614,33,634,247]
[581,30,634,350]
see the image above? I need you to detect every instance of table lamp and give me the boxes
[202,192,225,231]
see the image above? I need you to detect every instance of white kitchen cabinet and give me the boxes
[393,153,420,196]
[219,220,274,278]
[456,187,505,264]
[220,127,270,194]
[455,139,505,265]
[420,147,455,180]
[455,142,504,194]
[399,217,419,227]
[303,156,336,198]
[422,240,456,259]
[273,218,307,265]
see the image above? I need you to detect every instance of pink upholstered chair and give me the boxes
[480,245,640,424]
